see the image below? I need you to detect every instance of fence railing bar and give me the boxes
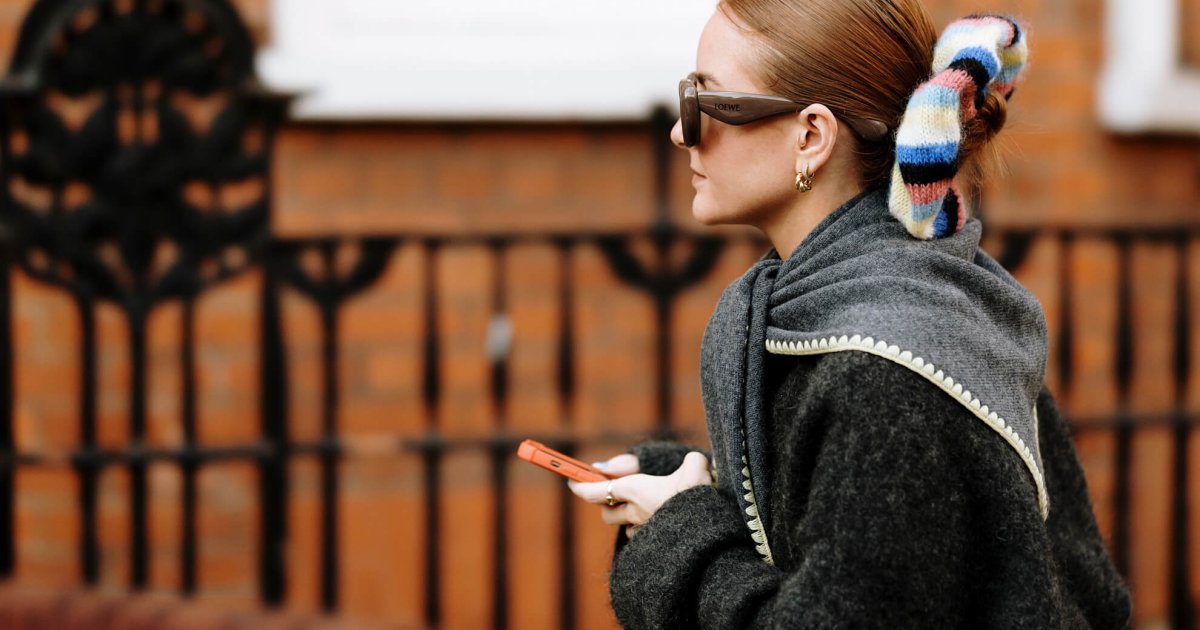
[180,296,198,595]
[0,256,12,578]
[74,293,98,584]
[128,303,149,589]
[1064,412,1200,430]
[555,239,578,630]
[421,240,442,629]
[14,410,1200,470]
[488,240,510,630]
[1111,236,1132,578]
[267,225,1200,253]
[5,443,274,468]
[318,243,341,612]
[258,254,289,605]
[1169,236,1195,629]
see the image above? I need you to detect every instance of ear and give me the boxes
[792,104,840,175]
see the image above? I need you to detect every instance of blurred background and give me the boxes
[0,0,1196,628]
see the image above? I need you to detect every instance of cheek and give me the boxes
[691,129,792,225]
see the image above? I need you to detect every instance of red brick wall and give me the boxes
[3,1,1200,629]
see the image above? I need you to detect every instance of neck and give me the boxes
[759,176,865,259]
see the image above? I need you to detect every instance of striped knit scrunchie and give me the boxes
[888,14,1028,240]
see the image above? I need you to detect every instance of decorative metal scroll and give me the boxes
[0,0,290,307]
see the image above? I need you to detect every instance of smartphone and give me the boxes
[516,439,616,483]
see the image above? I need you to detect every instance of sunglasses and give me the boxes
[677,72,891,147]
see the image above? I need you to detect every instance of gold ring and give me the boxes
[604,480,617,506]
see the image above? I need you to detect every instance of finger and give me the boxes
[566,478,618,504]
[666,452,713,490]
[600,504,632,526]
[673,451,710,477]
[593,453,639,477]
[682,451,709,470]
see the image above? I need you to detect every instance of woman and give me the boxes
[566,1,1132,628]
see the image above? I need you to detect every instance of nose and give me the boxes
[669,117,686,149]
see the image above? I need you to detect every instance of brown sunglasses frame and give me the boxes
[678,72,890,147]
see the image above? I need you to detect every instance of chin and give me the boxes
[690,195,733,226]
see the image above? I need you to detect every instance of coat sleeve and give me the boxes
[1035,387,1132,628]
[626,439,712,477]
[608,352,978,629]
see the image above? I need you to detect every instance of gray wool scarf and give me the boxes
[700,186,1049,566]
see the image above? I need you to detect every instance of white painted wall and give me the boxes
[256,0,717,121]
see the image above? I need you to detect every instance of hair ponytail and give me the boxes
[888,15,1029,240]
[718,0,940,193]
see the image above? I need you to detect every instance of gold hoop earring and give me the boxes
[795,166,815,193]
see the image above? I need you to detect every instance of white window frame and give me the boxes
[255,0,715,121]
[1097,0,1200,133]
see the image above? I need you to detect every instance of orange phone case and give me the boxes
[516,439,616,483]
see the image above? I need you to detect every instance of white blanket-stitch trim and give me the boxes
[764,334,1050,522]
[739,440,776,565]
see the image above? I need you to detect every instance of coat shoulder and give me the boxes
[767,349,986,434]
[764,348,1036,488]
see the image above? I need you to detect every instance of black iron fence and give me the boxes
[0,1,1193,629]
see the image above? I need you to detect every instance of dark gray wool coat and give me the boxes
[608,190,1133,629]
[614,362,1131,628]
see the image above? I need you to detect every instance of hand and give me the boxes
[590,453,640,477]
[567,451,712,539]
[583,452,640,532]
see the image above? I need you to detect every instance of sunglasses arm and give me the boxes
[698,91,891,141]
[697,92,800,125]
